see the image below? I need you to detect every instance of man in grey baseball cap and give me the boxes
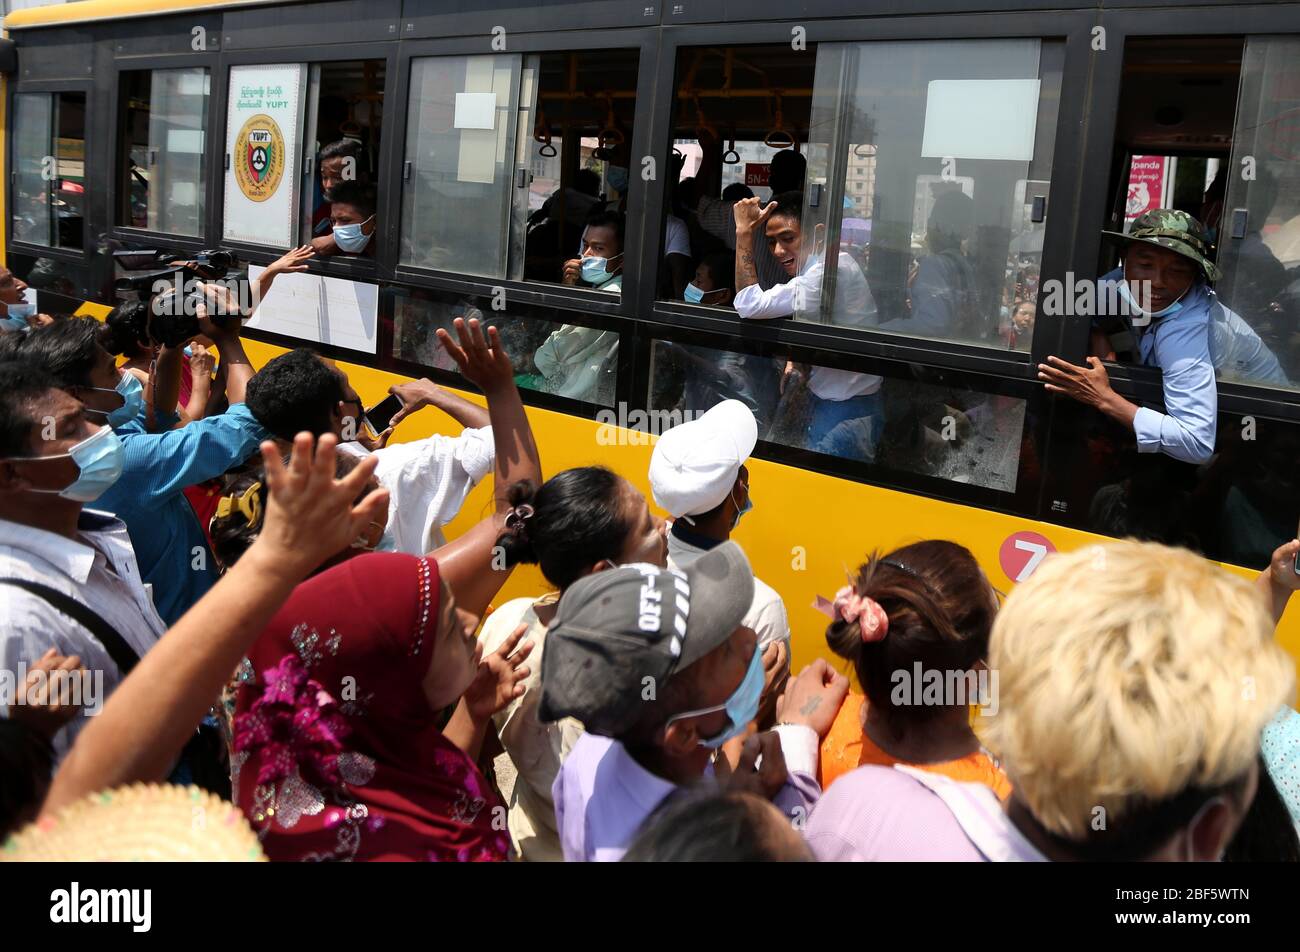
[543,541,848,861]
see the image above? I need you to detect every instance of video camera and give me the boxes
[112,249,245,347]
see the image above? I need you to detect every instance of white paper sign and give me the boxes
[223,64,306,247]
[245,265,379,354]
[921,79,1041,162]
[454,92,497,130]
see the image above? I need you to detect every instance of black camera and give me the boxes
[113,249,245,348]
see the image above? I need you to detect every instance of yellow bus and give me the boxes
[4,0,1300,671]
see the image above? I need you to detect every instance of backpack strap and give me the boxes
[0,578,141,675]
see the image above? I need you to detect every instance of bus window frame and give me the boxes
[1075,5,1300,427]
[6,79,93,266]
[385,28,659,336]
[107,52,221,254]
[211,41,400,284]
[639,13,1096,388]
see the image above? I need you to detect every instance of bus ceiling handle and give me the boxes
[764,130,796,149]
[723,149,741,164]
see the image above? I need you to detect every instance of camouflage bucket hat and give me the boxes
[1101,208,1222,282]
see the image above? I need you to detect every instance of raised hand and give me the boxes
[435,317,515,396]
[734,196,777,233]
[463,623,534,721]
[265,244,315,278]
[250,432,390,579]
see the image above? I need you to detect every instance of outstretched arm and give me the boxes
[426,318,542,617]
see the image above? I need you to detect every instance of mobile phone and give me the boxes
[364,394,404,436]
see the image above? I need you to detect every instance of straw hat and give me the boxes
[1,784,266,862]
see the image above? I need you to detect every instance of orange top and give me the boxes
[818,692,1012,800]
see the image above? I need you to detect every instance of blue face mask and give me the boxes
[684,282,706,304]
[106,372,145,429]
[730,483,753,530]
[606,165,629,194]
[13,426,125,502]
[3,301,36,331]
[581,256,612,285]
[667,640,765,749]
[333,216,374,253]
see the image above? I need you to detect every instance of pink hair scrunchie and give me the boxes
[832,586,889,642]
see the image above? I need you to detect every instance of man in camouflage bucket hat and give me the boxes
[1038,209,1286,465]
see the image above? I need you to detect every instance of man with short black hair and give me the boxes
[0,361,165,759]
[313,180,377,257]
[697,149,805,290]
[246,347,494,553]
[732,193,883,464]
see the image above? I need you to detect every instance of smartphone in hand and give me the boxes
[363,394,404,438]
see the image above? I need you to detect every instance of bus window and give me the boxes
[1093,38,1297,393]
[11,91,86,251]
[649,337,1035,494]
[302,60,385,257]
[118,68,209,237]
[798,39,1063,352]
[511,50,640,294]
[1217,36,1300,388]
[400,54,521,277]
[659,44,817,304]
[391,286,619,406]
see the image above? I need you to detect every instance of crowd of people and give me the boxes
[0,249,1298,860]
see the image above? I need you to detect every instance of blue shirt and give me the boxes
[1096,269,1287,465]
[101,403,268,624]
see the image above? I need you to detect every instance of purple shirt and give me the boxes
[553,727,822,862]
[804,764,1047,862]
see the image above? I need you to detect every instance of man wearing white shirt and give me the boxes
[0,363,165,760]
[732,192,884,463]
[246,350,494,553]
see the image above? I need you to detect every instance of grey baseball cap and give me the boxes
[538,540,756,737]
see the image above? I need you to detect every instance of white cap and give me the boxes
[649,400,758,518]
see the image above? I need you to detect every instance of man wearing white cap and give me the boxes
[649,400,791,721]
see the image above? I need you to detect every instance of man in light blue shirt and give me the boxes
[1039,209,1287,466]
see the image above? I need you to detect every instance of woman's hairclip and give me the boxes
[504,503,535,535]
[214,481,264,531]
[832,585,889,643]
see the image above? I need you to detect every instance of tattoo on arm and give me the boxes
[798,696,821,718]
[737,250,759,291]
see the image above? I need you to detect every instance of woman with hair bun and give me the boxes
[479,465,667,861]
[819,539,1010,798]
